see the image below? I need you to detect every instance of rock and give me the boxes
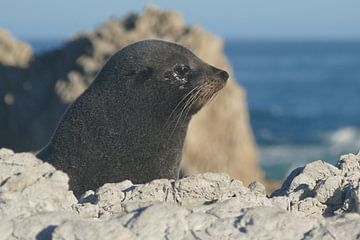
[283,160,340,194]
[173,173,250,206]
[1,149,360,239]
[303,213,360,240]
[230,207,319,239]
[3,213,75,240]
[0,29,33,68]
[354,189,360,213]
[0,149,77,219]
[52,217,134,240]
[272,152,360,217]
[249,181,266,195]
[314,176,343,206]
[73,172,268,218]
[118,203,190,240]
[291,198,326,217]
[338,152,360,173]
[0,6,261,186]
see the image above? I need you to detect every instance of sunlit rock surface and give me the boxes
[1,148,359,239]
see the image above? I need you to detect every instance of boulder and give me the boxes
[273,152,360,216]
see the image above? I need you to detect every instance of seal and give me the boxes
[37,39,229,196]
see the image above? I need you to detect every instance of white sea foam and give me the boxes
[325,126,360,147]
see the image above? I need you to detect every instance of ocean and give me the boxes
[29,39,360,180]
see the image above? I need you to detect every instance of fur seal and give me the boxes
[37,39,228,195]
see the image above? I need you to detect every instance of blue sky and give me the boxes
[1,0,359,40]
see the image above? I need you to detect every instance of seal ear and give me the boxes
[134,67,154,85]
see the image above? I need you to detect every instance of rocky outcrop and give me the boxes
[0,6,261,185]
[0,29,33,68]
[1,148,360,239]
[272,153,360,217]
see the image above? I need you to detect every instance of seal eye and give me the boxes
[174,64,191,77]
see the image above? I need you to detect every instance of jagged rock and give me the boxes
[0,150,77,219]
[314,176,343,206]
[338,152,360,172]
[73,172,270,219]
[1,148,360,239]
[291,198,326,217]
[273,152,360,216]
[249,181,267,195]
[0,6,261,185]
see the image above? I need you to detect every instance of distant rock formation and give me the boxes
[0,28,33,67]
[1,148,359,239]
[0,6,261,185]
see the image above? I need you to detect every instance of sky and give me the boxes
[0,0,360,40]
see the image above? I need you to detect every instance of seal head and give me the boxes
[37,39,228,196]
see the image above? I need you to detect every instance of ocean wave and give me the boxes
[260,144,330,165]
[324,126,360,147]
[259,126,360,179]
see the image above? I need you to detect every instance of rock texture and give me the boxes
[1,148,360,239]
[0,6,261,185]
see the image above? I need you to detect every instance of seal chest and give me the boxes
[37,39,229,196]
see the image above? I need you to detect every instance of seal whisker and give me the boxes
[167,88,202,138]
[163,86,200,129]
[170,87,199,118]
[207,91,220,106]
[171,89,200,127]
[164,98,194,131]
[206,89,215,103]
[182,87,205,124]
[207,82,226,106]
[164,86,201,130]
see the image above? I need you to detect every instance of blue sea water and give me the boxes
[225,40,360,179]
[29,39,360,180]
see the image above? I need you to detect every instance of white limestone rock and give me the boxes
[0,149,77,219]
[1,148,360,239]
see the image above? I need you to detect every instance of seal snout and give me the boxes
[212,67,229,90]
[217,70,229,82]
[211,66,229,87]
[192,66,228,107]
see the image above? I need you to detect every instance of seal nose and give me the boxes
[218,70,229,81]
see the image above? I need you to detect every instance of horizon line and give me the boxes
[24,36,360,43]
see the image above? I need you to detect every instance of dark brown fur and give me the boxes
[37,39,228,196]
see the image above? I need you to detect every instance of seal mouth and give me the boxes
[193,69,229,106]
[193,79,227,106]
